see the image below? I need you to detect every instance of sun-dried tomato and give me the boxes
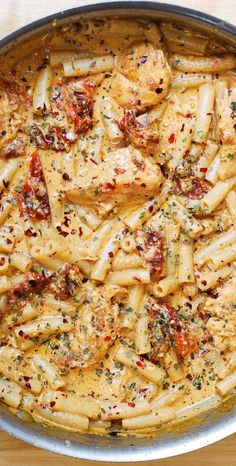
[7,272,51,306]
[147,302,198,362]
[183,176,209,200]
[16,151,50,220]
[134,228,164,274]
[119,109,159,149]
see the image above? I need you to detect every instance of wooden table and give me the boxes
[0,0,235,464]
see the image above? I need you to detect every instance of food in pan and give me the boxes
[0,18,235,435]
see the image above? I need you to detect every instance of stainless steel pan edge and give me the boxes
[0,1,235,461]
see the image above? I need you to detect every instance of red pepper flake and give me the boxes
[104,336,112,341]
[133,276,141,282]
[23,376,30,382]
[148,205,154,213]
[63,318,68,324]
[136,361,144,368]
[90,158,98,165]
[114,167,126,175]
[200,167,207,173]
[186,112,191,118]
[78,227,83,237]
[24,228,35,237]
[18,330,24,337]
[0,257,5,265]
[63,216,71,227]
[50,401,56,408]
[168,133,175,144]
[180,123,185,132]
[62,173,71,181]
[186,374,193,381]
[56,226,69,237]
[108,251,114,258]
[127,402,136,407]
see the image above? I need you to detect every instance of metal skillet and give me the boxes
[0,1,235,461]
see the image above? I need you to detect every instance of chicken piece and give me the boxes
[111,42,171,109]
[44,282,126,371]
[203,275,236,351]
[218,144,236,180]
[204,275,236,318]
[65,145,163,213]
[0,79,31,157]
[217,85,236,145]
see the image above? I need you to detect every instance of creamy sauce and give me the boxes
[0,17,235,436]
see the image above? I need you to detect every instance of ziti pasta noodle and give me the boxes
[0,16,235,437]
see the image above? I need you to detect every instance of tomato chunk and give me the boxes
[16,151,50,220]
[7,272,51,306]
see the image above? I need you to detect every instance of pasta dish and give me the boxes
[0,17,235,436]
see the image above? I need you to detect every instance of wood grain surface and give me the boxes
[0,1,235,465]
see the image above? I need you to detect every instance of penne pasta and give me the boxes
[122,407,175,430]
[171,71,212,89]
[135,305,151,355]
[216,370,236,395]
[178,234,195,283]
[63,55,115,77]
[32,355,65,390]
[167,197,203,238]
[112,250,143,271]
[152,275,179,297]
[34,406,89,431]
[0,377,22,408]
[115,345,166,384]
[200,177,236,214]
[100,399,150,420]
[207,243,236,270]
[1,15,236,438]
[163,349,184,382]
[176,395,221,420]
[14,315,72,340]
[196,265,233,291]
[106,268,150,286]
[194,229,236,266]
[123,284,144,329]
[193,84,215,143]
[33,65,53,114]
[169,53,236,73]
[40,391,100,419]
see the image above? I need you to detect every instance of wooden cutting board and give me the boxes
[0,1,235,464]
